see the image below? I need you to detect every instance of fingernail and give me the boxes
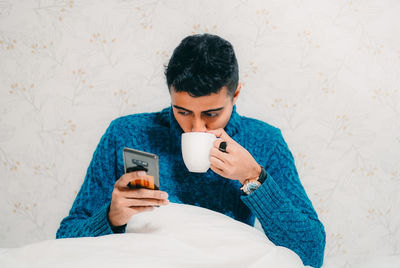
[163,199,169,204]
[138,171,146,177]
[161,193,168,199]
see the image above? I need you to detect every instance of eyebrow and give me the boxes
[173,105,224,113]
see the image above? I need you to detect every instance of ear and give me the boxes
[232,83,241,105]
[168,86,175,95]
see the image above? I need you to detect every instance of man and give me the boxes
[57,34,326,267]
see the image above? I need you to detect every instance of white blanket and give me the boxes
[0,203,304,268]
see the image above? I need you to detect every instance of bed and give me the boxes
[0,203,305,268]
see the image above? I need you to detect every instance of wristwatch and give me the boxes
[240,165,267,195]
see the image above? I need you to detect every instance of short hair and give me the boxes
[165,34,239,98]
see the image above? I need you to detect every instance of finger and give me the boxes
[129,206,155,213]
[210,154,227,171]
[207,128,234,142]
[210,163,226,178]
[210,147,230,163]
[116,171,147,188]
[125,198,169,207]
[122,188,169,200]
[212,139,233,154]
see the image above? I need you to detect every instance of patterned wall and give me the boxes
[1,0,399,266]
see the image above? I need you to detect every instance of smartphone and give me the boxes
[123,147,160,190]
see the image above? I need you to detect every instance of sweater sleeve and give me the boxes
[56,120,122,238]
[240,131,326,268]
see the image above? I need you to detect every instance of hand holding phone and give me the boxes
[108,148,166,227]
[108,171,169,227]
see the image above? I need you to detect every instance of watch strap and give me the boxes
[257,165,267,184]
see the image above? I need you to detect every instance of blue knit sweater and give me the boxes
[56,106,326,267]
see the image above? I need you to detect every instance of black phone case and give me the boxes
[123,148,160,190]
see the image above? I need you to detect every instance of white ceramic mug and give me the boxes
[181,132,217,173]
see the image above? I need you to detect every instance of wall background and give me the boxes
[1,0,399,266]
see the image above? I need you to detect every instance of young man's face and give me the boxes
[170,85,241,132]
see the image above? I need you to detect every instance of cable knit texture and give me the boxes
[56,105,326,267]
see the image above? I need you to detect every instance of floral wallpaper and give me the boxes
[1,0,399,266]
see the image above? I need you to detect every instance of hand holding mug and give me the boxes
[207,128,261,184]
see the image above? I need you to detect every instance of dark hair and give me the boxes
[165,34,239,98]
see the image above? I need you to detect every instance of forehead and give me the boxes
[170,87,230,110]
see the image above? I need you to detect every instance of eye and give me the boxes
[177,111,190,116]
[204,112,219,118]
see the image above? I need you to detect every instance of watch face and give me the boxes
[248,182,260,191]
[243,181,261,194]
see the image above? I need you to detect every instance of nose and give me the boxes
[191,117,207,132]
